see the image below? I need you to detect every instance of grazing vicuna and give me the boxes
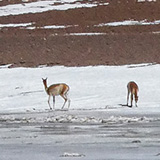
[42,78,70,110]
[127,81,139,107]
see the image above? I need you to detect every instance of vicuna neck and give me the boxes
[43,81,48,90]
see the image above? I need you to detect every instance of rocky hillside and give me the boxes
[0,0,160,67]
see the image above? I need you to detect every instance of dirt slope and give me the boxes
[0,0,160,67]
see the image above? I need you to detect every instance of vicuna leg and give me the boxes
[131,94,133,107]
[135,101,138,107]
[127,90,130,106]
[135,95,138,107]
[48,95,52,110]
[68,98,71,109]
[53,96,55,110]
[61,94,67,109]
[66,93,71,109]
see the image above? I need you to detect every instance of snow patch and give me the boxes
[0,0,108,17]
[0,113,159,124]
[43,25,77,29]
[25,24,78,30]
[152,31,160,34]
[137,0,156,2]
[65,33,107,36]
[0,64,12,69]
[96,20,160,27]
[0,23,33,28]
[61,152,85,157]
[46,115,159,124]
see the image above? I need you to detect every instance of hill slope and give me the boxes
[0,0,160,67]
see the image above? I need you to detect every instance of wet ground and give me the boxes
[0,110,160,160]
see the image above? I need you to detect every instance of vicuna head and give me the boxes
[42,78,48,88]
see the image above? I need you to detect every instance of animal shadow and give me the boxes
[118,104,132,108]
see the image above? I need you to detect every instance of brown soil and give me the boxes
[0,0,160,67]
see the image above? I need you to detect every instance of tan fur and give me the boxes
[127,81,139,107]
[42,78,70,110]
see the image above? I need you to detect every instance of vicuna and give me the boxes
[42,78,70,110]
[127,81,139,107]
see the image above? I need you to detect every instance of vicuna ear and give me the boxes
[42,77,47,81]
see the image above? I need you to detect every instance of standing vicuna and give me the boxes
[127,81,139,107]
[42,78,70,110]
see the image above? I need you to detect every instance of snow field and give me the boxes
[0,63,160,124]
[0,64,160,160]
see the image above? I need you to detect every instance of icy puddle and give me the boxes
[0,110,160,160]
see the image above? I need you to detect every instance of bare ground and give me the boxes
[0,0,160,67]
